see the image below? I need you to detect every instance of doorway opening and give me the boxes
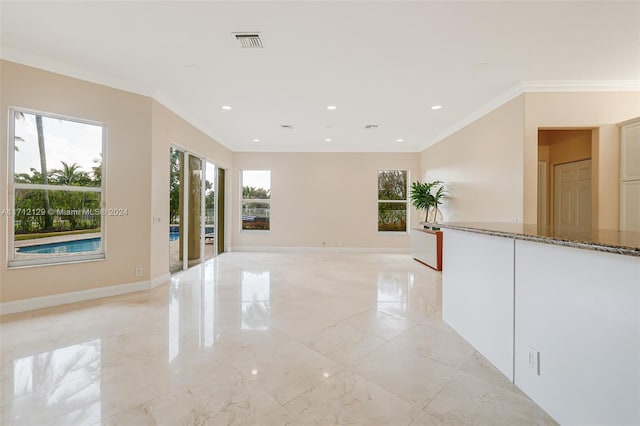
[537,129,594,229]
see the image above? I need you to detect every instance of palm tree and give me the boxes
[52,161,86,185]
[35,115,53,230]
[14,111,25,151]
[243,186,270,199]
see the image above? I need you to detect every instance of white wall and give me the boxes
[442,229,515,380]
[515,240,640,425]
[231,152,420,250]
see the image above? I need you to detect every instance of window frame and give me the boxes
[240,169,271,232]
[7,107,107,268]
[377,169,409,234]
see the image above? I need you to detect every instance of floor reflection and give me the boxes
[377,272,412,315]
[241,271,271,330]
[169,282,180,363]
[0,254,554,425]
[8,340,101,425]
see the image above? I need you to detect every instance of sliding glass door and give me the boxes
[170,148,222,273]
[187,155,203,268]
[204,161,216,261]
[169,147,184,274]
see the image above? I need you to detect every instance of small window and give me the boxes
[377,170,408,232]
[241,170,270,231]
[9,109,105,266]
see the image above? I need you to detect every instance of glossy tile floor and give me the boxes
[0,253,557,425]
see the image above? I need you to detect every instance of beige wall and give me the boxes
[150,101,233,279]
[0,61,152,302]
[419,96,525,222]
[419,92,639,228]
[231,152,420,249]
[0,61,233,303]
[523,92,640,228]
[2,59,638,305]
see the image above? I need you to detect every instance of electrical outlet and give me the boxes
[528,346,540,375]
[135,267,143,277]
[322,241,326,246]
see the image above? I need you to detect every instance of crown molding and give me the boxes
[2,48,637,155]
[521,80,640,92]
[151,91,235,152]
[0,47,154,98]
[418,80,640,152]
[418,83,525,152]
[0,48,236,152]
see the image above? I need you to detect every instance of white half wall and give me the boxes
[442,229,515,380]
[514,240,640,425]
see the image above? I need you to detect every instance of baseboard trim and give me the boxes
[150,273,171,289]
[229,246,410,254]
[0,277,168,315]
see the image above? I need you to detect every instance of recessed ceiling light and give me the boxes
[252,138,260,142]
[396,138,404,142]
[431,105,442,110]
[325,138,332,142]
[327,105,337,110]
[221,105,232,110]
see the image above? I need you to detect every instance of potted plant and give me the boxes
[410,180,448,229]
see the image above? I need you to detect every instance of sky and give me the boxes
[242,170,271,191]
[13,113,102,176]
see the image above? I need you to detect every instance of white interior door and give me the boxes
[620,120,640,231]
[554,159,592,229]
[620,180,640,232]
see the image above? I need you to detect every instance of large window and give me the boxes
[241,170,270,231]
[9,109,105,266]
[377,170,408,232]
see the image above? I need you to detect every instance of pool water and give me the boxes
[19,232,185,255]
[18,238,102,254]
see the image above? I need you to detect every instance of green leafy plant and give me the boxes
[410,180,448,223]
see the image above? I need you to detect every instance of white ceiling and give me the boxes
[1,1,639,153]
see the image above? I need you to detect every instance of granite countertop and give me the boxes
[435,222,640,257]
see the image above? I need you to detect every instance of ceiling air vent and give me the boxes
[234,32,263,49]
[280,124,293,130]
[364,124,379,129]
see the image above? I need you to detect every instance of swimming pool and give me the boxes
[17,238,102,254]
[19,231,184,254]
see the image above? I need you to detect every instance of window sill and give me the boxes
[8,254,106,269]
